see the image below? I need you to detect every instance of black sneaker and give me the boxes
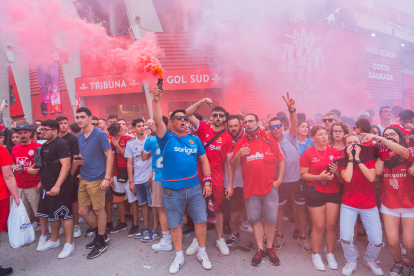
[0,266,13,276]
[86,234,109,249]
[251,249,265,267]
[226,233,240,246]
[182,223,194,234]
[125,214,133,221]
[110,222,128,234]
[390,262,403,276]
[87,242,107,259]
[128,224,140,238]
[106,222,113,234]
[266,248,280,266]
[292,228,300,240]
[223,221,231,235]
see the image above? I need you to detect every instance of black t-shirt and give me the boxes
[40,136,72,189]
[60,132,80,161]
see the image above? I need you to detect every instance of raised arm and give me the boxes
[185,98,213,128]
[282,92,298,137]
[153,87,166,138]
[365,134,410,159]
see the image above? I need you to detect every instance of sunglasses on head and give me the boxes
[323,118,334,123]
[212,113,225,118]
[269,124,282,130]
[174,116,188,121]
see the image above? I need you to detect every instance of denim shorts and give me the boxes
[245,187,279,225]
[163,184,207,229]
[135,182,152,206]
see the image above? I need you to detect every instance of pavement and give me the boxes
[0,211,406,276]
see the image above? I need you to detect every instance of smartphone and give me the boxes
[74,157,83,161]
[2,99,7,104]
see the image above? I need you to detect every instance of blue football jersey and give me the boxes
[156,130,205,189]
[143,136,163,182]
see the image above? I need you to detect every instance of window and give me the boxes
[9,85,15,106]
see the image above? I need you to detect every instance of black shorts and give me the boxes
[37,184,73,222]
[279,179,306,205]
[305,185,341,208]
[225,187,244,213]
[72,177,79,203]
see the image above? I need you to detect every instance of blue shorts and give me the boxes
[163,184,207,229]
[135,182,152,206]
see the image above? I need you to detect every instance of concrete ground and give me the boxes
[0,211,407,276]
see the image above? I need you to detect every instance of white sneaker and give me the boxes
[197,251,212,270]
[364,260,384,275]
[58,243,75,259]
[354,245,360,259]
[78,217,86,224]
[240,220,253,233]
[169,255,184,274]
[326,253,338,270]
[32,222,41,232]
[73,225,81,238]
[186,238,199,256]
[36,239,61,252]
[312,253,326,271]
[401,242,407,256]
[152,239,173,251]
[37,235,47,250]
[342,262,357,276]
[216,238,229,255]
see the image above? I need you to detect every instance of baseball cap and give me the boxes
[15,124,32,131]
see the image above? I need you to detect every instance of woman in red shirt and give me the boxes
[366,127,414,276]
[300,126,341,271]
[354,118,374,146]
[329,122,350,152]
[338,134,383,276]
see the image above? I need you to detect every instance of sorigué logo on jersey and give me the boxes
[174,147,197,155]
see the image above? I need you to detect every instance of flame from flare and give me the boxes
[153,66,163,78]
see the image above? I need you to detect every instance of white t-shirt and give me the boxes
[124,136,152,184]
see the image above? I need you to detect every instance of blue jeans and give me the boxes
[340,204,383,263]
[163,184,207,229]
[135,182,152,206]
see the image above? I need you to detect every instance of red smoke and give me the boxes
[0,0,163,82]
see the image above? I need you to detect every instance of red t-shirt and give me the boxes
[362,140,374,147]
[196,121,233,186]
[300,146,341,194]
[0,146,13,200]
[111,135,133,176]
[11,142,41,189]
[381,148,414,209]
[338,159,376,209]
[231,137,284,199]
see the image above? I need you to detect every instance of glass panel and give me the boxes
[106,103,150,124]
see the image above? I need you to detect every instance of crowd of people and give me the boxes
[0,91,413,276]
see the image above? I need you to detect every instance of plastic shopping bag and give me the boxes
[7,201,35,248]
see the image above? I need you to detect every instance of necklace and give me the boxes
[315,148,327,158]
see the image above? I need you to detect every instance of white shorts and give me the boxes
[113,176,137,203]
[380,204,414,218]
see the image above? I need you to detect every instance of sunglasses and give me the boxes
[174,116,188,121]
[322,118,334,123]
[269,124,282,130]
[147,122,155,125]
[145,127,151,131]
[212,113,225,118]
[92,123,99,127]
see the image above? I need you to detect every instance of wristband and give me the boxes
[348,160,354,163]
[288,108,296,113]
[317,175,320,180]
[203,174,212,186]
[129,181,134,184]
[356,160,362,164]
[104,178,110,181]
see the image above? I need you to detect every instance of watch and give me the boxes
[288,108,296,113]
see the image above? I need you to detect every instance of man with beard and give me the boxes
[223,115,248,246]
[231,113,285,267]
[152,87,212,274]
[185,99,234,256]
